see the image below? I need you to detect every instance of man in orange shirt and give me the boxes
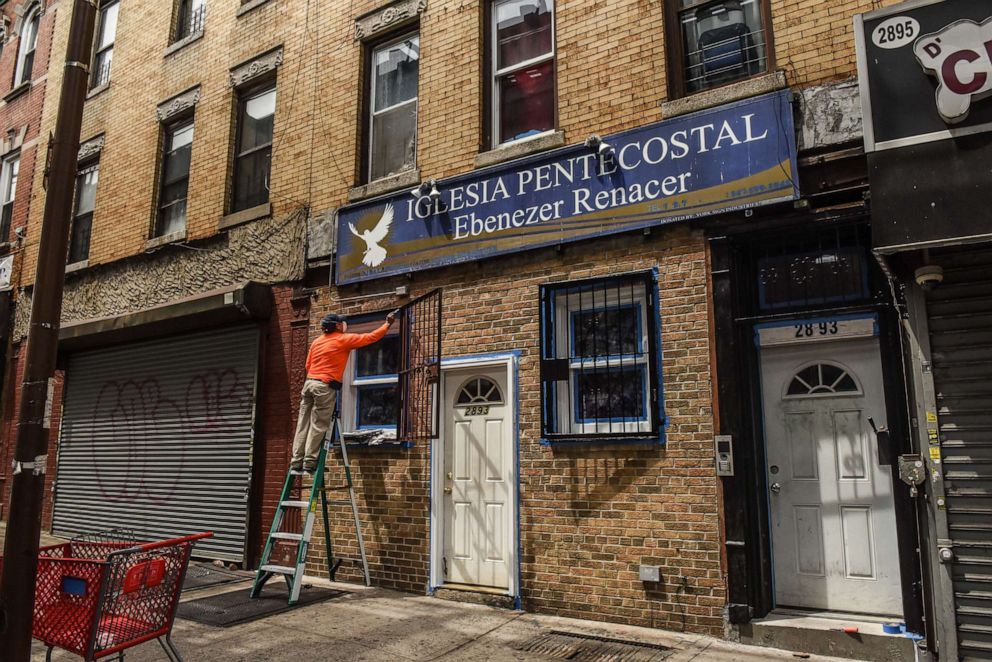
[292,311,396,473]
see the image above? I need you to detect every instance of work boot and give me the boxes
[290,459,303,471]
[303,460,318,474]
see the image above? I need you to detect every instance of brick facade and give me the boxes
[1,0,911,637]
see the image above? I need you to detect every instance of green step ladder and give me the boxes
[250,398,370,604]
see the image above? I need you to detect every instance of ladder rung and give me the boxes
[260,564,296,576]
[270,532,303,541]
[280,500,308,508]
[289,470,307,476]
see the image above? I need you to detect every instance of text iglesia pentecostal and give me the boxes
[402,113,771,241]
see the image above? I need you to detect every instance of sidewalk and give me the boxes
[1,523,857,661]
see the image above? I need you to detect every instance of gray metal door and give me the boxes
[52,325,260,562]
[927,250,992,659]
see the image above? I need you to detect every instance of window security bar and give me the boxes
[540,271,661,441]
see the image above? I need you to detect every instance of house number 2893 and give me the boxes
[463,406,490,416]
[794,321,839,338]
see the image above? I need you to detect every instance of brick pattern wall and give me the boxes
[308,226,722,633]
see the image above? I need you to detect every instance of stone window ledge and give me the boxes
[164,30,204,57]
[144,229,187,251]
[219,202,271,230]
[86,82,110,101]
[475,130,565,170]
[348,169,420,203]
[237,0,274,18]
[3,82,30,103]
[65,260,89,274]
[660,71,788,119]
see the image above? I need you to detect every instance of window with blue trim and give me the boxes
[539,271,661,441]
[342,314,400,432]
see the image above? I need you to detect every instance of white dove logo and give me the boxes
[349,203,394,268]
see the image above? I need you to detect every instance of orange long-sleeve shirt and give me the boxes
[305,323,391,384]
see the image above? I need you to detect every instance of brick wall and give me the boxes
[20,0,907,283]
[307,225,722,633]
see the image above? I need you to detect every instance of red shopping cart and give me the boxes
[0,529,211,661]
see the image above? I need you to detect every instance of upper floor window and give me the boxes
[232,83,275,213]
[13,6,40,88]
[367,33,418,182]
[0,154,18,241]
[157,118,194,237]
[91,0,119,89]
[69,162,99,265]
[490,0,555,147]
[174,0,205,43]
[539,271,662,442]
[667,0,770,97]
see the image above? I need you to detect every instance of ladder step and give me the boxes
[280,500,308,508]
[260,564,296,576]
[270,532,303,541]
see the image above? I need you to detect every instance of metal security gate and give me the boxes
[52,325,261,562]
[926,249,992,659]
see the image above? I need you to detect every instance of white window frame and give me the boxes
[368,32,419,182]
[0,153,19,240]
[551,281,653,436]
[490,0,556,148]
[13,6,40,88]
[342,338,399,433]
[90,0,119,90]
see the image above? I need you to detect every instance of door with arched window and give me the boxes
[441,369,512,589]
[759,331,902,616]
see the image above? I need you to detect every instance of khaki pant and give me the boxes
[292,379,337,463]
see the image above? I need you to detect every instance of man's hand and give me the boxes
[386,310,398,326]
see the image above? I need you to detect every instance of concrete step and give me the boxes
[740,610,921,662]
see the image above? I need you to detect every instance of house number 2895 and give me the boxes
[794,321,839,338]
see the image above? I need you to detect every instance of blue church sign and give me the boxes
[336,90,798,285]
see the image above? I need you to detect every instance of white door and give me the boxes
[442,369,511,588]
[760,335,902,616]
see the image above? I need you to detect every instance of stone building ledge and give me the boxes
[237,0,274,18]
[349,169,420,203]
[144,229,187,251]
[660,71,788,119]
[164,29,204,58]
[3,81,29,103]
[475,130,565,170]
[65,259,88,275]
[86,82,110,101]
[219,202,271,230]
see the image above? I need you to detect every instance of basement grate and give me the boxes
[514,630,674,661]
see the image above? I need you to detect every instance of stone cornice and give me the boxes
[156,86,201,122]
[229,46,283,89]
[354,0,425,41]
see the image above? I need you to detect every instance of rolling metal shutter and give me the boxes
[927,249,992,659]
[52,325,260,562]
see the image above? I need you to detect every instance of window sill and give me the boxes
[144,229,186,251]
[475,130,565,170]
[341,429,411,450]
[236,0,274,18]
[219,202,271,230]
[540,435,663,448]
[660,70,788,119]
[164,30,204,57]
[348,169,420,203]
[65,259,89,274]
[86,82,110,100]
[3,82,30,103]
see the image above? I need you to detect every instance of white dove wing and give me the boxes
[348,222,362,239]
[366,204,394,244]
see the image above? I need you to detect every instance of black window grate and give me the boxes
[397,289,442,442]
[540,271,661,441]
